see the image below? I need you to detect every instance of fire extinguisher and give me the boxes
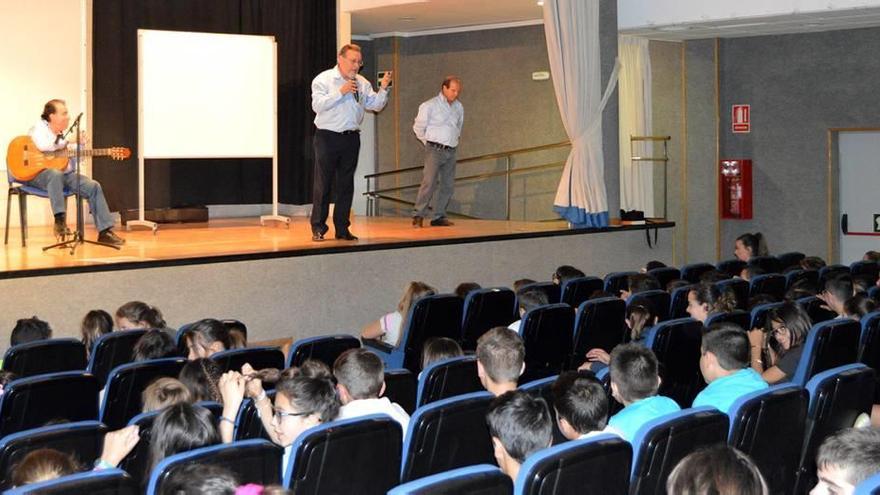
[730,177,741,217]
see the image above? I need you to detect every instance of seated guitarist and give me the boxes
[26,99,124,245]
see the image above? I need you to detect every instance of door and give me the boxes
[838,131,880,264]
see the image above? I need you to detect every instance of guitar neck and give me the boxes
[53,148,116,158]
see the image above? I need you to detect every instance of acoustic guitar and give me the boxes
[6,135,131,182]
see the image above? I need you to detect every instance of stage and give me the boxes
[0,216,674,350]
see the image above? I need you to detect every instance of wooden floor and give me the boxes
[1,216,573,276]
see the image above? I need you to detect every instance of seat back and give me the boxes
[520,304,574,382]
[401,392,495,483]
[791,319,861,387]
[851,260,880,285]
[748,256,781,274]
[855,472,880,495]
[715,278,749,310]
[629,408,730,495]
[99,357,187,429]
[234,391,276,441]
[644,318,705,407]
[560,276,604,309]
[796,364,876,494]
[716,259,747,278]
[669,284,697,320]
[604,271,639,296]
[704,310,751,331]
[286,334,360,368]
[860,311,880,372]
[402,294,464,372]
[519,375,567,445]
[0,371,98,437]
[728,384,808,495]
[750,302,786,330]
[286,415,402,493]
[4,468,137,495]
[520,282,561,304]
[384,368,417,415]
[211,347,284,374]
[749,273,786,300]
[647,267,681,291]
[627,290,670,322]
[680,263,715,283]
[461,288,516,350]
[2,339,86,378]
[0,421,108,490]
[417,356,482,408]
[570,297,627,369]
[515,434,632,495]
[776,252,806,271]
[870,286,880,301]
[88,329,149,388]
[389,464,511,495]
[797,295,838,324]
[147,439,282,495]
[785,269,819,291]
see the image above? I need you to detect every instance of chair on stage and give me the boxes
[4,168,73,247]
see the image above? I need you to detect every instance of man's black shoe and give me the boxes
[335,231,359,241]
[97,229,125,246]
[412,216,423,228]
[312,225,328,242]
[53,214,70,239]
[430,217,454,227]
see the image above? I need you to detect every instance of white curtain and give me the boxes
[543,0,620,228]
[618,35,655,217]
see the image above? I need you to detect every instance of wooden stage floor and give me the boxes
[1,216,581,278]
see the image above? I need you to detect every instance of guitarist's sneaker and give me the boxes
[53,216,71,240]
[97,229,125,246]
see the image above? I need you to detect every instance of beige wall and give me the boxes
[0,0,90,228]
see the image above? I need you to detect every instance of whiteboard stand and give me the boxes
[260,41,290,228]
[130,34,158,234]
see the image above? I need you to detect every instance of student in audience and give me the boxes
[748,302,811,384]
[0,370,17,398]
[667,444,769,495]
[160,463,239,495]
[786,277,819,301]
[863,250,880,263]
[508,288,548,333]
[179,358,223,402]
[10,448,79,487]
[333,348,410,431]
[115,301,166,330]
[801,256,827,271]
[812,427,880,495]
[142,377,193,413]
[513,278,537,293]
[589,289,616,300]
[693,323,768,413]
[735,232,769,261]
[133,329,178,361]
[748,293,777,311]
[687,283,738,324]
[666,279,690,292]
[10,316,52,347]
[485,390,553,481]
[606,343,680,441]
[852,276,873,296]
[700,269,730,284]
[551,371,614,440]
[582,303,656,370]
[184,319,232,360]
[360,281,436,347]
[552,265,585,285]
[819,275,854,318]
[221,319,248,349]
[421,337,463,370]
[641,260,667,273]
[454,282,481,299]
[218,360,340,471]
[620,273,661,300]
[739,264,766,283]
[80,309,113,358]
[844,294,877,321]
[476,327,525,396]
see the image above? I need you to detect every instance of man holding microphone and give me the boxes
[411,76,463,228]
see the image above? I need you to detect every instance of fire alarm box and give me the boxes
[719,159,753,219]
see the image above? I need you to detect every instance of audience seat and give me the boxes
[629,407,729,495]
[147,439,282,495]
[0,420,108,490]
[99,357,187,430]
[797,295,837,324]
[855,472,880,495]
[859,311,880,399]
[0,371,98,437]
[285,415,402,493]
[2,338,86,378]
[515,434,632,495]
[520,304,575,383]
[596,367,625,417]
[416,356,482,408]
[785,269,819,291]
[716,259,747,278]
[647,267,681,290]
[851,260,880,284]
[749,273,786,301]
[519,282,561,304]
[366,294,463,371]
[715,278,749,310]
[4,468,137,495]
[603,271,639,296]
[644,318,705,407]
[384,368,418,415]
[704,310,750,330]
[400,391,495,483]
[748,255,782,274]
[795,363,875,494]
[750,301,786,330]
[669,284,697,320]
[286,334,360,369]
[680,263,716,284]
[790,319,861,387]
[728,384,808,495]
[560,276,604,309]
[627,289,670,322]
[233,391,276,441]
[569,297,627,370]
[389,464,511,495]
[460,288,517,351]
[776,252,806,271]
[210,346,284,374]
[88,329,149,388]
[870,286,880,301]
[519,375,567,445]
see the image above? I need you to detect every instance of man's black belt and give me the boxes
[319,129,360,135]
[427,141,456,151]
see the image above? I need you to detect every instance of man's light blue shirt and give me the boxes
[692,368,768,414]
[412,92,464,147]
[608,395,681,442]
[311,66,388,132]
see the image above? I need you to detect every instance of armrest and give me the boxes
[362,338,394,354]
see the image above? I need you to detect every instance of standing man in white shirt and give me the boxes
[310,44,392,241]
[411,76,463,228]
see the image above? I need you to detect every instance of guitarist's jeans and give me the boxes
[25,168,115,233]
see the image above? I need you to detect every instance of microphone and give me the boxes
[350,77,359,103]
[62,112,85,140]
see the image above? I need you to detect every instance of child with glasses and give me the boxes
[748,301,812,384]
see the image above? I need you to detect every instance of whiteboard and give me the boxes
[138,29,275,158]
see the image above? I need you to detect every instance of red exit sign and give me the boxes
[732,104,750,133]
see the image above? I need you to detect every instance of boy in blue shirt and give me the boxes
[693,323,768,413]
[607,343,680,441]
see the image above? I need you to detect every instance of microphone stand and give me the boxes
[43,113,119,254]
